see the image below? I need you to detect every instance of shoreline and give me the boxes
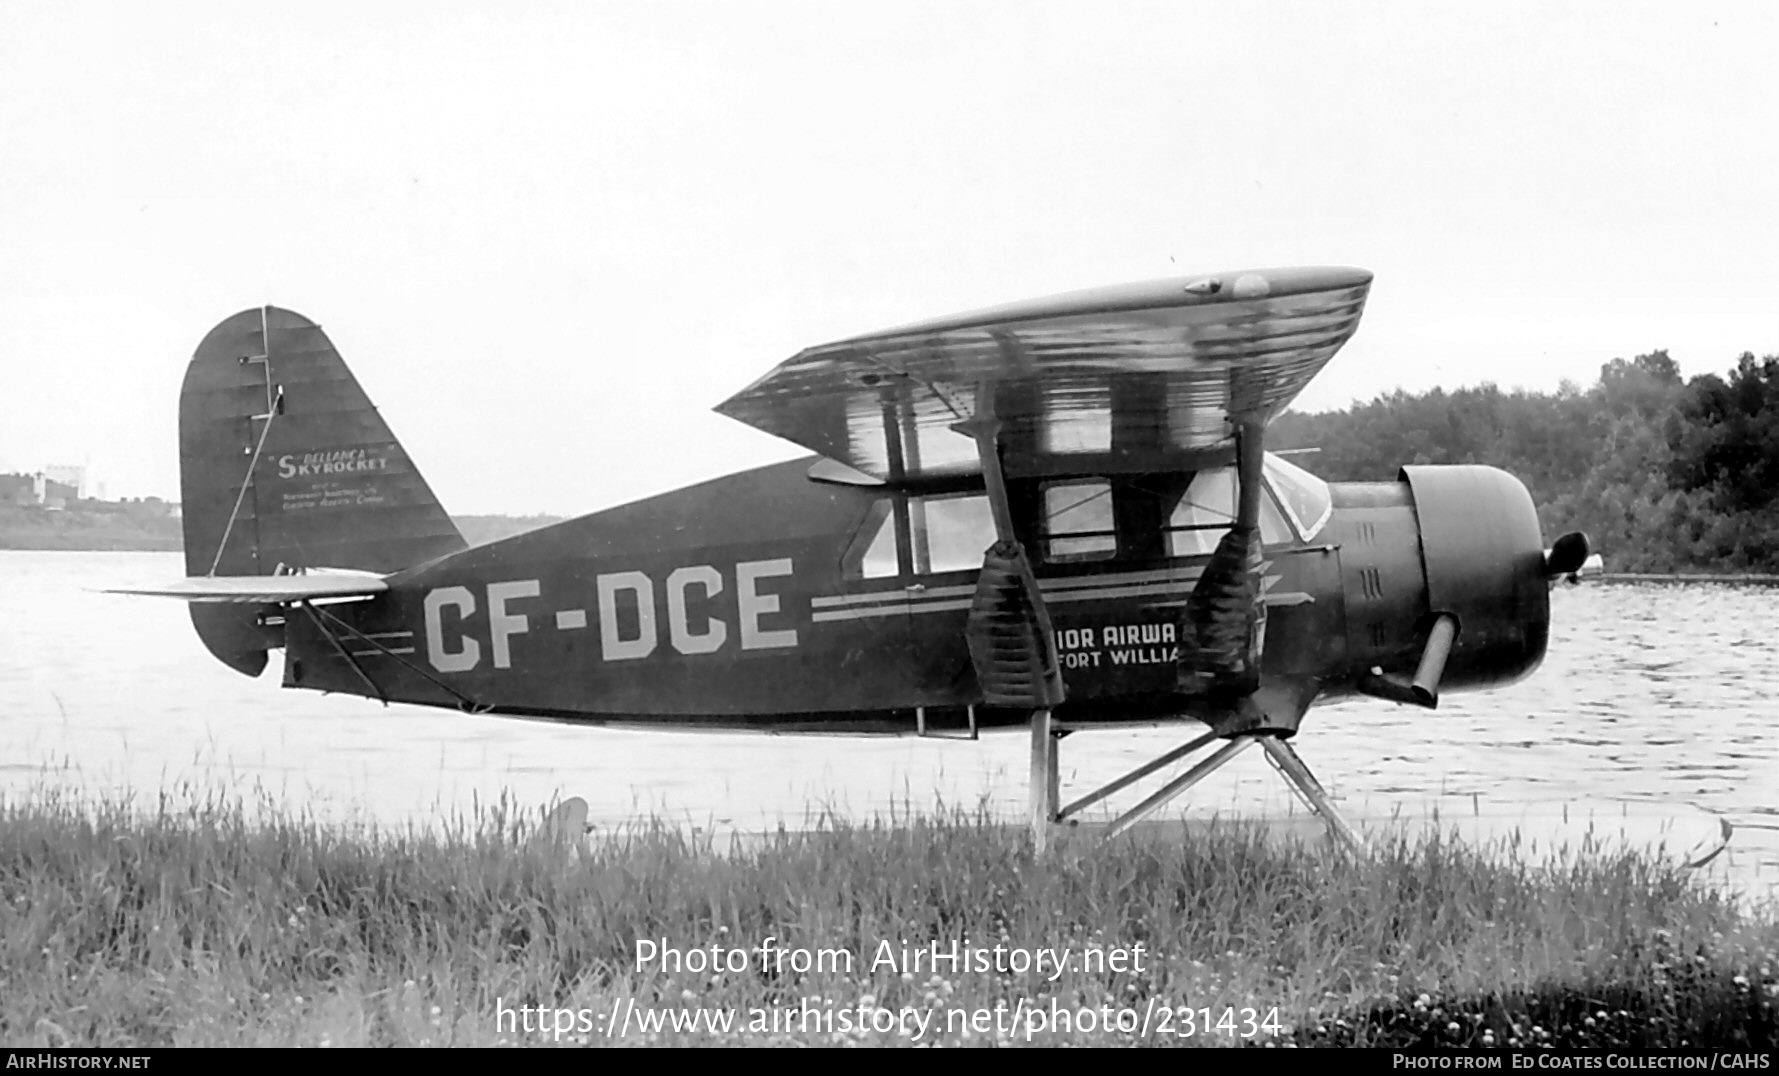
[0,505,181,552]
[1599,572,1779,585]
[0,512,563,552]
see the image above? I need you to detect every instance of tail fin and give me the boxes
[179,306,466,673]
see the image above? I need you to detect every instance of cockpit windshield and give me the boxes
[1262,453,1333,541]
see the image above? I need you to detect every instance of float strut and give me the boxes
[1260,736,1367,855]
[1030,709,1059,853]
[1057,727,1221,822]
[1104,735,1259,839]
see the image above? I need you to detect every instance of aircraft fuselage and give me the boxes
[281,453,1551,734]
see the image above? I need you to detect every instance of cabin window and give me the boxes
[1043,481,1117,562]
[847,493,996,579]
[1166,467,1293,557]
[1263,454,1333,541]
[911,493,994,574]
[858,508,900,578]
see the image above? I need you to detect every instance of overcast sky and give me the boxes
[2,1,1774,513]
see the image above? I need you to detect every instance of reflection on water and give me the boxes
[2,552,1774,901]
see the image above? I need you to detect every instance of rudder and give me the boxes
[180,306,466,674]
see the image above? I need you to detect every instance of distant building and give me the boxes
[0,466,169,511]
[0,471,85,509]
[43,464,86,499]
[40,477,77,510]
[0,473,34,507]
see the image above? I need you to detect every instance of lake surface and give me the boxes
[3,551,1774,903]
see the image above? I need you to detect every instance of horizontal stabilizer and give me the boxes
[106,572,388,603]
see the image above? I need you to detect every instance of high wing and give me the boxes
[105,572,388,603]
[716,266,1371,482]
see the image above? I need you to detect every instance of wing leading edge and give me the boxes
[717,267,1372,482]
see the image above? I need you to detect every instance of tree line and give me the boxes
[1271,349,1779,572]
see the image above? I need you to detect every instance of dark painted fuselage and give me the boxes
[284,455,1552,733]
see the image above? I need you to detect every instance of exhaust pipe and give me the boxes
[1357,613,1459,708]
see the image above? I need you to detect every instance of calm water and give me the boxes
[2,551,1774,900]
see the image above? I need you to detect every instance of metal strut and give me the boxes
[1041,727,1368,855]
[1030,709,1059,849]
[208,307,282,576]
[1104,735,1258,839]
[1177,417,1268,701]
[298,601,387,705]
[209,385,283,576]
[947,384,1338,853]
[304,602,488,713]
[951,380,1067,853]
[1260,736,1366,854]
[1057,727,1221,820]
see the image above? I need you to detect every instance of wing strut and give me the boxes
[1176,415,1273,733]
[953,390,1302,851]
[952,384,1067,852]
[1045,401,1346,850]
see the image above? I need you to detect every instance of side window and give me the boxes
[1259,492,1292,546]
[1168,469,1234,557]
[858,508,900,578]
[912,494,994,574]
[846,494,995,579]
[1166,468,1292,557]
[1043,481,1116,563]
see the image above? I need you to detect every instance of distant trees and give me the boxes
[1275,348,1779,572]
[1661,353,1779,567]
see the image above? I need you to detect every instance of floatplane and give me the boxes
[113,266,1605,853]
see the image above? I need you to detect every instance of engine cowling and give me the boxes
[1330,464,1551,705]
[1398,464,1551,693]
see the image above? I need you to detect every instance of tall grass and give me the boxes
[1,787,1772,1047]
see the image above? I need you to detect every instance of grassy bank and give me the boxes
[1,791,1773,1048]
